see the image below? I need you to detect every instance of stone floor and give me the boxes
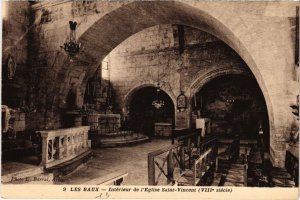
[1,161,44,184]
[57,139,172,185]
[2,161,37,176]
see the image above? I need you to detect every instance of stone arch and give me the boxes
[190,73,270,149]
[61,1,274,133]
[123,83,176,116]
[188,67,253,97]
[43,1,279,162]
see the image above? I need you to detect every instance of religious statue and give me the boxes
[2,105,11,133]
[7,55,16,80]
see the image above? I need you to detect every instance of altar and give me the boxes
[154,123,172,137]
[86,113,121,135]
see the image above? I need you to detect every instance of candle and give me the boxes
[194,96,197,107]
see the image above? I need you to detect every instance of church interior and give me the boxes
[1,1,299,187]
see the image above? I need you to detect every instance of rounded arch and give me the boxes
[124,85,176,136]
[188,67,253,97]
[123,83,176,116]
[50,1,274,138]
[191,74,270,148]
[74,1,273,131]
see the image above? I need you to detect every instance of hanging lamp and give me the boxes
[61,2,82,57]
[177,55,187,112]
[152,65,164,109]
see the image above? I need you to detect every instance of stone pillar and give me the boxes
[175,110,190,129]
[270,127,289,167]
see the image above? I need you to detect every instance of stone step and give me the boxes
[2,151,92,184]
[97,136,150,147]
[46,150,92,177]
[2,164,44,184]
[83,170,128,185]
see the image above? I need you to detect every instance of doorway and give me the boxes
[128,86,175,137]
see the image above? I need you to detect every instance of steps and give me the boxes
[92,134,150,148]
[2,162,44,184]
[83,170,128,185]
[2,151,92,184]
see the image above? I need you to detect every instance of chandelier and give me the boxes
[152,83,165,109]
[61,21,81,57]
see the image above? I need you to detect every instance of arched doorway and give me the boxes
[128,86,175,137]
[192,74,269,150]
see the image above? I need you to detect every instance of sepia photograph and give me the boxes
[1,0,299,199]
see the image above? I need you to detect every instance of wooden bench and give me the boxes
[216,139,240,172]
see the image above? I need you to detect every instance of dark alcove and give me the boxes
[128,87,175,137]
[193,75,269,149]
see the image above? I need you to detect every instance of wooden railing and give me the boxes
[172,128,195,144]
[174,130,218,169]
[177,148,213,186]
[38,126,90,168]
[148,144,185,185]
[148,131,217,186]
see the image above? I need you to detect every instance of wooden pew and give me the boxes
[216,139,240,172]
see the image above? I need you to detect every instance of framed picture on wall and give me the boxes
[177,91,187,111]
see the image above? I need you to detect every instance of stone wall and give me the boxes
[24,1,127,129]
[12,111,26,132]
[107,25,250,128]
[2,1,30,108]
